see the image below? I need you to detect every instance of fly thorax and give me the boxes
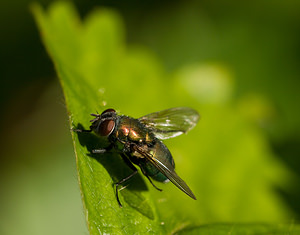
[117,117,148,143]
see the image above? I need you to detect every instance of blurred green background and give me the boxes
[1,0,300,234]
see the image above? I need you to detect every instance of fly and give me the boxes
[74,107,200,207]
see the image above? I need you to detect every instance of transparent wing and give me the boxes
[138,107,200,140]
[135,145,196,200]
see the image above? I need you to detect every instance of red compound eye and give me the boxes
[99,119,115,136]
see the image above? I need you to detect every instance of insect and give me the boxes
[74,107,200,207]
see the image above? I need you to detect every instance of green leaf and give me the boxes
[32,2,164,234]
[175,223,300,235]
[32,2,299,234]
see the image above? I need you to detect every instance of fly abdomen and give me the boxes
[140,140,175,182]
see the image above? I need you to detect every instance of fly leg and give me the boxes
[91,144,113,154]
[139,165,162,192]
[92,149,107,154]
[115,170,137,208]
[72,128,92,133]
[114,154,138,207]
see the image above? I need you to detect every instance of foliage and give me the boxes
[32,2,299,234]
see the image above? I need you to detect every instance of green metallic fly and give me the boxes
[75,107,200,207]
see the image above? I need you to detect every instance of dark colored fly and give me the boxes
[74,107,200,207]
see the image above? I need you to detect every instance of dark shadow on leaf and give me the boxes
[74,123,154,219]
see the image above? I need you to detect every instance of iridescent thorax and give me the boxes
[114,116,155,145]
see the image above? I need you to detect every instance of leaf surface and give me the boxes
[32,2,299,234]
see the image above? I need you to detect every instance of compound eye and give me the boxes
[99,119,115,136]
[101,108,116,115]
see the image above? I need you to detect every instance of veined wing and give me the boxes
[138,107,200,140]
[134,145,196,200]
